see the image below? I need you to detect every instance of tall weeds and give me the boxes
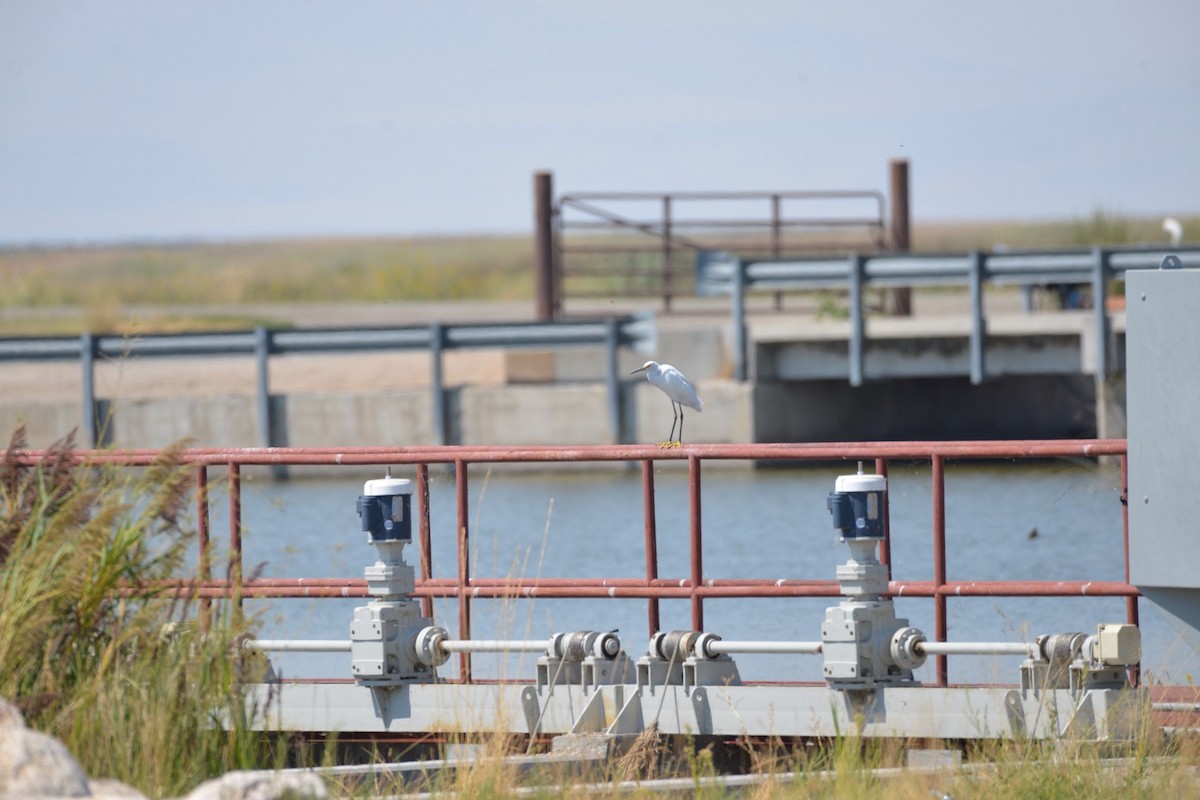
[0,426,271,797]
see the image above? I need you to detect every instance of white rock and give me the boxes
[89,777,151,799]
[0,698,25,729]
[0,723,91,798]
[183,770,330,800]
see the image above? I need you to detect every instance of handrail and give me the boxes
[699,245,1200,382]
[0,316,655,449]
[6,438,1136,687]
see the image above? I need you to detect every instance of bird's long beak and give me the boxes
[630,366,648,375]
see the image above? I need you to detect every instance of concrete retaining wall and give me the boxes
[3,371,1103,455]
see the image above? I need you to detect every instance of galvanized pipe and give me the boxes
[916,641,1037,657]
[438,639,551,654]
[706,640,823,656]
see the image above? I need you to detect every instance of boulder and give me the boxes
[183,770,329,800]
[0,723,91,798]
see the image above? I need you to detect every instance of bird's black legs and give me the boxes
[659,401,684,448]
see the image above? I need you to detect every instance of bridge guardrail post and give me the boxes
[849,254,866,387]
[80,332,98,448]
[733,255,748,381]
[969,251,986,385]
[605,317,622,443]
[430,323,447,446]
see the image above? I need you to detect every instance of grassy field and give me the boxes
[0,212,1193,336]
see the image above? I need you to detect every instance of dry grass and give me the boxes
[0,427,279,798]
[0,212,1193,336]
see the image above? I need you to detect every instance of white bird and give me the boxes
[1163,217,1183,246]
[630,360,702,447]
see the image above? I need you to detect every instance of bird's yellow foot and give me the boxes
[657,440,683,449]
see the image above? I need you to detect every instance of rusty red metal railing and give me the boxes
[8,439,1137,687]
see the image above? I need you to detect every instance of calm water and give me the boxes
[213,462,1195,685]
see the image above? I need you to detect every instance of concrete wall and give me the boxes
[2,371,1106,454]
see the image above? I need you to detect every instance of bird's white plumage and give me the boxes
[1163,217,1183,246]
[631,360,702,445]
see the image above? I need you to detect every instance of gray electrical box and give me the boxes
[1126,266,1200,654]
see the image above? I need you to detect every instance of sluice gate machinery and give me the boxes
[246,467,1146,745]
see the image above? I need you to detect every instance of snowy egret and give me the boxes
[1163,217,1183,246]
[630,360,702,447]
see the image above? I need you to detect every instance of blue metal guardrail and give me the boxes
[696,246,1200,383]
[0,316,656,450]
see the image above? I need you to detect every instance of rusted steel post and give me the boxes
[455,459,471,681]
[931,454,947,685]
[689,455,703,631]
[661,196,674,312]
[196,465,211,625]
[875,458,892,580]
[229,462,243,610]
[417,463,433,620]
[888,158,912,316]
[642,460,661,637]
[1121,453,1140,687]
[534,171,557,321]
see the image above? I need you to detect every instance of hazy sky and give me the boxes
[1,1,1197,245]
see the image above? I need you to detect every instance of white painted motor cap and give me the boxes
[834,474,886,493]
[363,477,413,496]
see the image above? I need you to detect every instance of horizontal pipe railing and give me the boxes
[701,245,1200,382]
[0,316,655,450]
[7,439,1135,687]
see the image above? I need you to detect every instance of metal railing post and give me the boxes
[430,323,448,446]
[733,257,748,382]
[1092,246,1110,379]
[605,318,622,443]
[931,455,948,685]
[849,254,866,387]
[417,463,433,620]
[689,455,704,631]
[661,195,673,311]
[80,333,98,448]
[196,465,211,626]
[968,251,986,385]
[229,462,243,613]
[254,326,272,448]
[875,457,892,580]
[642,460,661,637]
[1121,452,1139,687]
[253,326,289,478]
[534,171,557,321]
[455,459,471,681]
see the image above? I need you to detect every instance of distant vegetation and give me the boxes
[0,211,1193,336]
